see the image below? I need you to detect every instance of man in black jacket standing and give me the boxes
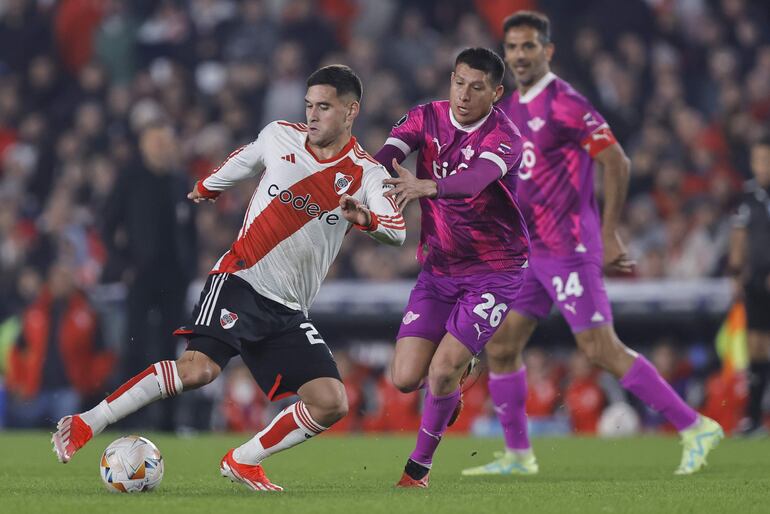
[102,121,196,430]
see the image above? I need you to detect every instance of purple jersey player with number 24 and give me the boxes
[461,10,723,479]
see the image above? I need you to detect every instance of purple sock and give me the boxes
[488,367,531,450]
[410,387,461,466]
[620,355,698,431]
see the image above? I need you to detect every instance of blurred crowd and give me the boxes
[0,0,767,431]
[176,338,748,438]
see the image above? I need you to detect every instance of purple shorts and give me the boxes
[397,269,524,355]
[510,254,613,333]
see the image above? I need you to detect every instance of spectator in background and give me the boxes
[362,362,422,433]
[524,348,569,436]
[94,0,139,85]
[564,351,605,434]
[101,120,196,429]
[223,0,277,64]
[220,361,267,433]
[6,262,114,427]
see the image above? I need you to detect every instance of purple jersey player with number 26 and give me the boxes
[374,47,529,488]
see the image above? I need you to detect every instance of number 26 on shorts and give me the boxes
[472,293,508,327]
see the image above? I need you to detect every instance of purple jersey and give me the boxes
[385,101,529,276]
[497,73,618,258]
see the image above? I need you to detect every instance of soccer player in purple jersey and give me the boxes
[373,48,529,488]
[461,11,723,478]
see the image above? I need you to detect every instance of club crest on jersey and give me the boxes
[527,117,545,132]
[461,145,475,160]
[334,172,354,195]
[220,308,239,329]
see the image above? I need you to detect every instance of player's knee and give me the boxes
[308,384,348,425]
[176,355,220,389]
[391,367,423,393]
[328,393,349,424]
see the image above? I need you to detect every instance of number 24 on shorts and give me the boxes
[552,271,584,302]
[473,293,508,327]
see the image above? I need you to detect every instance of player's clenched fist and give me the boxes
[187,181,217,203]
[339,193,372,226]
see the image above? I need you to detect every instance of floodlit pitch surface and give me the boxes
[2,432,768,514]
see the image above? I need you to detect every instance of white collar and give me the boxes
[449,105,492,133]
[518,71,557,104]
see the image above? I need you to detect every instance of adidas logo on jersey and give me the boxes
[281,153,296,163]
[334,172,354,195]
[591,311,605,323]
[220,308,239,329]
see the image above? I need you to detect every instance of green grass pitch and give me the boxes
[1,432,768,514]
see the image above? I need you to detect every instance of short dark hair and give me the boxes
[306,64,363,102]
[502,11,551,44]
[455,47,505,86]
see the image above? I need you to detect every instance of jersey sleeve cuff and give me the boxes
[384,137,411,155]
[479,151,508,177]
[197,180,220,199]
[354,212,379,232]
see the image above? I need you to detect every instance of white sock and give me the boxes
[80,361,183,434]
[233,400,327,465]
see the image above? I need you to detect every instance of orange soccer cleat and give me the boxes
[396,471,430,488]
[51,415,93,463]
[396,459,431,488]
[220,449,284,492]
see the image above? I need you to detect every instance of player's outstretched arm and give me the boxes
[189,125,271,203]
[594,143,634,274]
[383,159,437,210]
[384,156,505,209]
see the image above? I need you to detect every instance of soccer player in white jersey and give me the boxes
[51,65,405,491]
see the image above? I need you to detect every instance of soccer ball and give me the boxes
[597,402,641,438]
[99,436,164,493]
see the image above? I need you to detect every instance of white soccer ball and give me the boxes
[597,402,641,438]
[99,436,164,493]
